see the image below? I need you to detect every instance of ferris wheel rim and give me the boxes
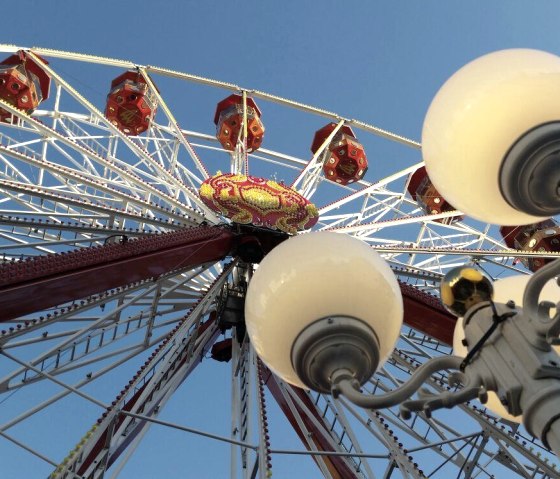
[0,43,421,149]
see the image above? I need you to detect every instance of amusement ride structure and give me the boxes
[0,44,559,478]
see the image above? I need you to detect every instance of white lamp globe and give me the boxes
[493,274,560,309]
[244,232,403,391]
[453,274,560,422]
[422,49,560,225]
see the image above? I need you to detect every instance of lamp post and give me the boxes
[244,231,403,392]
[245,47,560,458]
[453,273,560,423]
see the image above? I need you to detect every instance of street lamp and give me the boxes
[422,48,560,225]
[245,48,560,456]
[244,231,403,392]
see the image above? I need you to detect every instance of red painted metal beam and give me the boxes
[76,318,222,476]
[399,281,456,346]
[262,367,361,479]
[0,226,234,321]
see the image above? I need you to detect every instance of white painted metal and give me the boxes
[0,44,556,479]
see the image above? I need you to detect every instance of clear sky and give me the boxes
[3,1,560,478]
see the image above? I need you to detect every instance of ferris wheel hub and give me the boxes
[199,172,319,234]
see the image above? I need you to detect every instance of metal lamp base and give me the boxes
[290,316,380,394]
[500,122,560,217]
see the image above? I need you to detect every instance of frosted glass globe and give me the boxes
[453,274,560,422]
[244,232,403,389]
[422,49,560,225]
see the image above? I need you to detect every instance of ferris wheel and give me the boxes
[0,44,559,479]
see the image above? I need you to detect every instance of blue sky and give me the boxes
[9,1,560,139]
[3,1,560,478]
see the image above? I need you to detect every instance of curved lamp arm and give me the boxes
[331,356,472,410]
[523,258,560,340]
[400,375,486,420]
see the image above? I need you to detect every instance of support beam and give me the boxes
[52,264,234,478]
[399,281,456,345]
[262,367,363,479]
[0,225,234,320]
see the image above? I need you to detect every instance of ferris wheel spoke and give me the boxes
[4,114,210,226]
[229,333,268,478]
[262,369,367,478]
[478,256,529,277]
[419,231,480,250]
[0,137,187,216]
[0,231,110,254]
[1,304,213,379]
[48,116,175,193]
[325,210,464,235]
[335,398,424,478]
[318,162,423,216]
[327,398,378,478]
[420,225,484,250]
[0,271,198,390]
[142,123,206,192]
[356,195,410,227]
[26,53,211,205]
[319,194,412,233]
[430,220,507,251]
[138,68,210,180]
[287,390,383,477]
[0,296,207,431]
[0,217,178,258]
[52,264,232,478]
[54,114,114,161]
[0,215,155,248]
[322,213,537,278]
[0,153,37,185]
[0,98,214,223]
[0,177,192,240]
[292,119,346,198]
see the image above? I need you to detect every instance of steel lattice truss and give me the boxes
[0,44,558,478]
